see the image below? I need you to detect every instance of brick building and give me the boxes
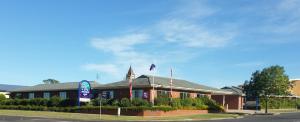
[9,67,244,109]
[10,81,100,101]
[211,86,245,110]
[290,79,300,96]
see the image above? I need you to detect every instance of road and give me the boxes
[0,112,300,122]
[201,112,300,122]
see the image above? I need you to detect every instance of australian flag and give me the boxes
[149,64,156,71]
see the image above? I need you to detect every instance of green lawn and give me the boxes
[0,110,239,121]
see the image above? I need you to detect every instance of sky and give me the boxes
[0,0,300,88]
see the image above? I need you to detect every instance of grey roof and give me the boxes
[221,86,245,96]
[0,84,26,91]
[10,81,100,92]
[97,75,231,94]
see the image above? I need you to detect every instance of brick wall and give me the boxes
[211,95,243,110]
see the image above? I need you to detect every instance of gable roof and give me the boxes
[10,81,100,92]
[221,86,245,96]
[0,84,26,92]
[97,75,231,94]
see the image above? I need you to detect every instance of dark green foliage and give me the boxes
[155,97,170,106]
[0,96,223,112]
[43,79,60,84]
[91,98,100,106]
[48,96,61,107]
[0,94,6,101]
[0,105,176,112]
[170,98,182,108]
[260,97,299,109]
[180,98,193,107]
[131,98,149,106]
[244,65,290,100]
[111,99,119,106]
[59,99,77,107]
[91,98,111,106]
[29,98,48,106]
[119,98,131,107]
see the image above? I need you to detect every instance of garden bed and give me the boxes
[79,107,208,116]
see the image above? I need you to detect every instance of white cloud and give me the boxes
[158,19,234,48]
[91,33,149,53]
[83,0,236,79]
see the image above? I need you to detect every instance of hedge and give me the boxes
[155,97,223,112]
[0,97,77,107]
[0,97,224,112]
[0,105,176,112]
[260,97,300,109]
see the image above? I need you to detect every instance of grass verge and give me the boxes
[0,110,239,121]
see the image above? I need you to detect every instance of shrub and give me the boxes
[201,97,224,112]
[119,98,131,107]
[111,99,119,106]
[260,97,298,109]
[19,99,29,106]
[91,98,100,106]
[29,98,48,106]
[0,94,6,101]
[131,98,149,106]
[180,98,193,107]
[155,97,170,106]
[48,96,61,107]
[60,99,77,107]
[170,98,182,108]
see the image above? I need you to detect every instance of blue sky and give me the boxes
[0,0,300,87]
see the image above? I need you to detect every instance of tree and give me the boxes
[0,94,6,101]
[244,65,290,113]
[43,79,60,84]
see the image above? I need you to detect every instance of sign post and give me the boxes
[78,80,92,107]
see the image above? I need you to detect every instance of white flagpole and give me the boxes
[170,68,173,101]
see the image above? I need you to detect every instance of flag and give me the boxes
[129,78,133,100]
[149,64,156,71]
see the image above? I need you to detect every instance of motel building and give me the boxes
[9,67,244,110]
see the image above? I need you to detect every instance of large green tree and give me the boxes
[244,65,290,113]
[43,79,60,84]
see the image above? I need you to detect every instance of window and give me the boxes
[132,90,143,98]
[180,92,189,99]
[59,92,67,99]
[43,92,50,99]
[102,91,114,99]
[16,93,22,99]
[197,93,205,98]
[157,90,170,98]
[28,93,34,99]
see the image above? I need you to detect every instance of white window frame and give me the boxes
[102,91,114,99]
[59,92,67,99]
[43,92,50,99]
[28,93,34,99]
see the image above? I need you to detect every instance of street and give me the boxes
[0,113,300,122]
[202,112,300,122]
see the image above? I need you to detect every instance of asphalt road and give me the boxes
[201,112,300,122]
[0,112,300,122]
